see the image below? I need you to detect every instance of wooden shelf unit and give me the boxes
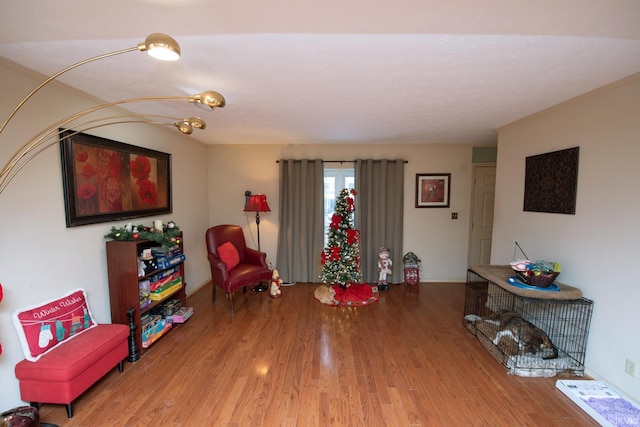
[106,237,186,356]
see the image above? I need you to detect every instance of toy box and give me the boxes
[167,306,193,324]
[141,315,171,348]
[161,298,182,316]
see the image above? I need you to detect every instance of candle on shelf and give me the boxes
[154,220,163,232]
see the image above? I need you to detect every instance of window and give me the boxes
[324,166,355,244]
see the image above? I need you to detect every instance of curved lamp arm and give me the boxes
[0,115,205,194]
[0,33,181,136]
[0,91,223,183]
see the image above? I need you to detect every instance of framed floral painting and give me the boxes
[60,130,172,227]
[415,173,450,208]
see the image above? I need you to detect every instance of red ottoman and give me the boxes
[15,323,129,418]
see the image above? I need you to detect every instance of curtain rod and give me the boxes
[276,160,408,163]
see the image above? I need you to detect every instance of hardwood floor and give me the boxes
[38,282,597,426]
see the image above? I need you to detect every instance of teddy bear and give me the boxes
[269,269,283,299]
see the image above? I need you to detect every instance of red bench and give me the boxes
[15,323,129,418]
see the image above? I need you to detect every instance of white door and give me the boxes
[468,165,496,266]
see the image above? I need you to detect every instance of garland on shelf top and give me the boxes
[104,221,181,250]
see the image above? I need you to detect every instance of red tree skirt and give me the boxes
[315,283,379,306]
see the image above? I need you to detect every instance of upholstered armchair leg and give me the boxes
[227,292,236,316]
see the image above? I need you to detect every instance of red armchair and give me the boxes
[205,225,272,315]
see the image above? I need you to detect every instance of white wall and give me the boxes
[207,143,477,281]
[492,73,640,402]
[0,61,211,408]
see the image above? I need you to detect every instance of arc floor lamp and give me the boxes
[0,33,226,195]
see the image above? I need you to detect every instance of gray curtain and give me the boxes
[355,159,405,284]
[276,159,324,283]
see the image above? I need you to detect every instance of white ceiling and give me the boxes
[1,0,639,146]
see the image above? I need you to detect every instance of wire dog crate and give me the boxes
[463,267,593,377]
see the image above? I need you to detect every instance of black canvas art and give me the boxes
[523,147,579,214]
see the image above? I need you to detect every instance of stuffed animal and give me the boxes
[314,285,337,305]
[377,247,392,290]
[269,269,283,299]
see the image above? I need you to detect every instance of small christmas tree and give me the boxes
[320,188,362,288]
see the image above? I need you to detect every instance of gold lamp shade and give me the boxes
[188,116,206,130]
[138,33,181,61]
[190,91,226,110]
[175,117,206,134]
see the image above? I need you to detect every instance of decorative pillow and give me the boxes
[13,288,97,362]
[217,242,240,270]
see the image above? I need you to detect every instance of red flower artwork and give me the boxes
[96,148,122,212]
[130,156,151,183]
[137,179,158,206]
[77,183,97,200]
[80,163,97,179]
[65,137,169,225]
[76,151,89,163]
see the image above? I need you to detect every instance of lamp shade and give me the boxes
[244,194,271,213]
[139,33,181,61]
[189,91,226,110]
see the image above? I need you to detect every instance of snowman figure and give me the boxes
[377,247,392,291]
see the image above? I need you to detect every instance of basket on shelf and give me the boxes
[516,270,559,288]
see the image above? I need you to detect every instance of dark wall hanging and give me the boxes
[523,147,579,214]
[60,130,172,227]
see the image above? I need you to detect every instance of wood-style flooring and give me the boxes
[38,281,597,426]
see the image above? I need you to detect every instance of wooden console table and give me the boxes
[469,264,583,300]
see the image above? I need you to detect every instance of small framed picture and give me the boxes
[415,173,450,208]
